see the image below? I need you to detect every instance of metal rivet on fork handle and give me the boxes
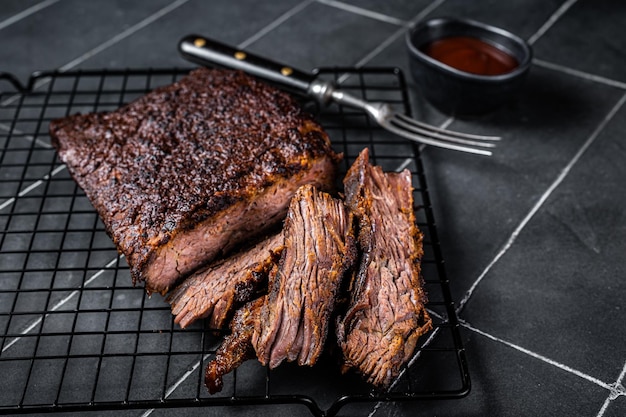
[179,34,500,156]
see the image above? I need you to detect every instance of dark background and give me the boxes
[1,1,625,416]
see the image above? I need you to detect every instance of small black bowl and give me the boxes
[406,17,532,117]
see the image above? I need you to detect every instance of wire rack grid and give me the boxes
[0,67,469,416]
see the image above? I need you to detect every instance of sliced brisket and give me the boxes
[252,184,356,369]
[167,232,284,329]
[336,148,432,388]
[204,184,356,393]
[205,296,265,394]
[49,68,340,294]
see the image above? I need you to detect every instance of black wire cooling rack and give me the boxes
[0,67,470,416]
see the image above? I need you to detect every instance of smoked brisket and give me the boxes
[205,296,265,394]
[335,148,432,388]
[253,184,356,368]
[49,68,341,294]
[167,232,284,329]
[204,184,356,393]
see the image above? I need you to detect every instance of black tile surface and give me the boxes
[1,0,626,416]
[425,0,566,40]
[361,31,449,126]
[375,327,611,416]
[245,1,399,70]
[0,0,175,84]
[421,66,625,302]
[75,0,304,70]
[0,0,49,23]
[532,0,626,82]
[603,396,626,417]
[461,100,626,382]
[338,0,435,20]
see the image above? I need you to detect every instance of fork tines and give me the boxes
[389,113,500,156]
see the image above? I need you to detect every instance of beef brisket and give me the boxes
[252,184,356,368]
[167,232,284,329]
[49,68,341,294]
[205,185,356,394]
[204,184,356,393]
[205,296,265,394]
[335,148,432,388]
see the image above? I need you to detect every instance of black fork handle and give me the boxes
[178,35,317,95]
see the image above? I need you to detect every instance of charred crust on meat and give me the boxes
[335,148,432,389]
[167,232,285,329]
[205,297,264,394]
[49,68,341,294]
[252,185,357,369]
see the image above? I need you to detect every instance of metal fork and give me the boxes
[179,35,499,156]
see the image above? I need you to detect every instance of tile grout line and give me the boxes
[133,0,445,410]
[366,327,443,417]
[461,321,616,392]
[527,0,578,45]
[522,0,626,93]
[238,0,315,50]
[0,121,53,210]
[140,0,444,404]
[0,0,60,32]
[350,25,406,72]
[523,0,626,94]
[337,0,446,84]
[384,0,623,411]
[5,0,319,409]
[0,0,193,206]
[132,1,348,412]
[58,0,191,72]
[449,0,620,319]
[4,2,618,414]
[534,58,626,90]
[409,115,454,160]
[394,157,412,172]
[0,164,66,211]
[0,122,51,148]
[138,354,212,417]
[315,0,407,26]
[595,361,626,417]
[2,0,311,210]
[0,0,191,108]
[347,0,444,172]
[457,91,626,314]
[395,97,452,171]
[1,80,38,107]
[1,255,123,353]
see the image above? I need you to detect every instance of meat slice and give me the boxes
[49,67,341,294]
[167,232,284,329]
[252,184,356,369]
[205,184,356,394]
[205,296,265,394]
[335,148,432,388]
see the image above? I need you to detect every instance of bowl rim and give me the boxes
[405,17,533,82]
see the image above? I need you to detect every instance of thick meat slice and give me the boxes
[252,184,356,369]
[336,148,432,388]
[205,296,265,394]
[49,68,341,294]
[167,232,284,329]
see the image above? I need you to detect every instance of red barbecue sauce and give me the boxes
[421,36,518,76]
